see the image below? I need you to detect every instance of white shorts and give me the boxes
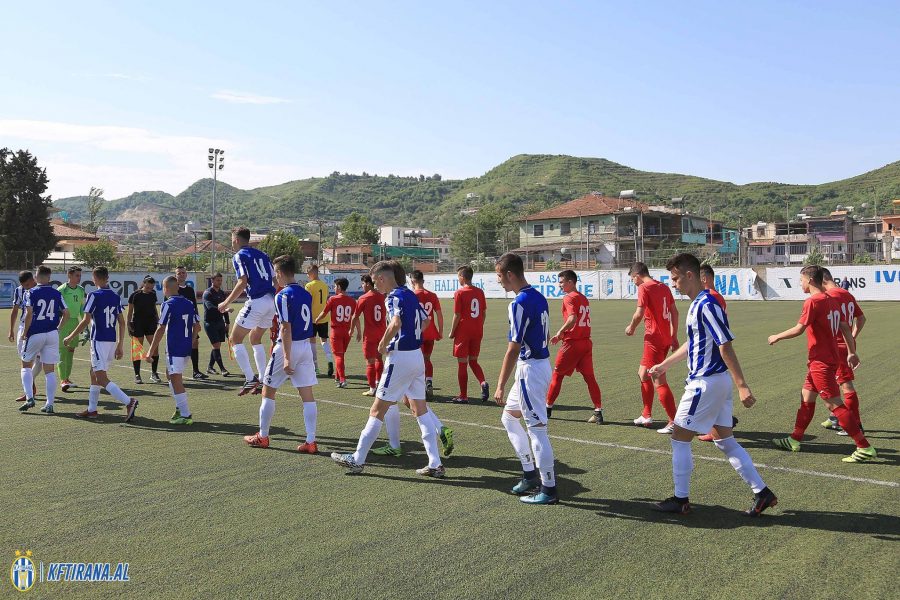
[674,372,734,434]
[505,359,552,428]
[166,355,188,376]
[235,295,277,331]
[90,340,117,372]
[263,339,317,390]
[377,350,426,403]
[21,331,59,364]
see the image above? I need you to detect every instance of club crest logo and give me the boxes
[11,550,35,592]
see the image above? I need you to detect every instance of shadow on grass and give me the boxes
[735,430,900,465]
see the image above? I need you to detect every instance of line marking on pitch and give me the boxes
[5,344,897,489]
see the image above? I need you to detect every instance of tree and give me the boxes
[0,148,57,269]
[396,255,414,275]
[805,245,825,266]
[450,203,518,263]
[853,251,873,264]
[341,212,379,244]
[85,186,105,234]
[258,230,304,264]
[74,240,118,268]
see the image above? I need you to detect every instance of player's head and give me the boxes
[628,262,649,285]
[665,253,701,296]
[334,278,349,293]
[800,265,824,293]
[370,260,399,293]
[18,270,34,288]
[457,265,473,285]
[307,263,319,281]
[211,272,223,288]
[35,265,51,284]
[361,274,374,292]
[699,263,715,289]
[174,265,187,284]
[273,254,297,287]
[142,275,156,292]
[162,275,179,297]
[92,266,109,286]
[820,267,837,289]
[495,252,525,292]
[410,269,425,288]
[66,265,82,285]
[232,226,251,250]
[557,269,577,293]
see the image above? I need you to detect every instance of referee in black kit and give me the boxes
[202,272,231,376]
[175,266,208,380]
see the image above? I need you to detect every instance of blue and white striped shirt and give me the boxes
[507,285,550,361]
[686,290,734,379]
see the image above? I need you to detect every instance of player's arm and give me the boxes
[448,312,460,338]
[219,275,248,312]
[145,323,165,360]
[314,297,331,326]
[625,305,644,336]
[377,314,402,355]
[767,322,805,345]
[493,341,521,405]
[434,303,444,339]
[852,313,866,338]
[648,341,689,376]
[8,304,18,341]
[551,314,576,345]
[718,341,756,407]
[22,305,33,338]
[838,321,860,369]
[115,312,126,359]
[669,301,680,349]
[350,303,363,341]
[64,313,92,346]
[126,301,134,324]
[280,322,294,373]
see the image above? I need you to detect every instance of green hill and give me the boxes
[53,154,900,234]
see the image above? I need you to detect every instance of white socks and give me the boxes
[501,411,535,471]
[233,344,255,381]
[44,372,57,407]
[352,416,383,465]
[252,344,267,379]
[302,401,317,444]
[417,415,442,468]
[672,439,693,498]
[259,397,275,437]
[174,392,190,418]
[527,426,556,487]
[714,436,765,494]
[322,340,333,362]
[427,407,443,432]
[88,385,101,412]
[385,404,401,449]
[21,368,34,400]
[105,382,131,405]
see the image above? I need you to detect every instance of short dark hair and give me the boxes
[92,266,109,280]
[371,260,405,286]
[821,267,835,282]
[163,275,178,287]
[67,266,82,274]
[410,270,424,284]
[628,262,649,277]
[143,275,156,284]
[496,253,524,278]
[457,266,474,281]
[273,254,297,276]
[36,265,51,277]
[175,265,187,272]
[307,264,319,273]
[334,278,349,291]
[801,264,824,286]
[361,274,373,287]
[558,269,577,283]
[699,264,715,279]
[18,270,33,284]
[212,272,223,279]
[232,227,251,243]
[665,253,701,275]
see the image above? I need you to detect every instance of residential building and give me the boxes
[97,220,139,235]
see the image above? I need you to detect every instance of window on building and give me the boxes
[775,245,786,256]
[588,221,598,234]
[560,222,571,235]
[790,243,808,255]
[754,247,763,256]
[533,224,544,237]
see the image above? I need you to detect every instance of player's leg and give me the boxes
[296,385,319,453]
[320,328,334,378]
[249,326,270,381]
[454,354,469,403]
[839,381,862,431]
[364,356,377,396]
[409,397,444,477]
[822,392,875,462]
[517,364,557,504]
[57,320,76,388]
[132,334,145,382]
[635,364,655,425]
[76,367,102,418]
[468,337,489,401]
[371,359,403,456]
[576,346,603,422]
[168,359,192,424]
[649,344,676,432]
[38,335,60,412]
[230,321,258,389]
[332,398,392,472]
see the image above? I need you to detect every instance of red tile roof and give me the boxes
[177,239,232,256]
[51,221,99,241]
[520,194,651,221]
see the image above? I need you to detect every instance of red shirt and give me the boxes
[453,285,486,339]
[798,292,840,365]
[708,288,727,311]
[323,293,357,333]
[561,290,591,341]
[354,290,386,340]
[415,288,441,341]
[637,279,675,346]
[825,287,863,349]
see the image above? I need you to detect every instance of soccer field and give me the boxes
[2,300,898,599]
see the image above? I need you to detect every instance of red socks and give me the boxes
[657,384,676,420]
[424,355,433,378]
[457,362,468,398]
[584,372,603,409]
[640,380,654,418]
[335,354,346,382]
[792,401,817,441]
[843,391,862,428]
[366,363,376,388]
[469,359,486,385]
[546,372,563,406]
[833,404,870,448]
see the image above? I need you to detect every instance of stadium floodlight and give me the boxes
[206,148,226,274]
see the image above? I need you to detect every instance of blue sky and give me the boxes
[1,0,898,199]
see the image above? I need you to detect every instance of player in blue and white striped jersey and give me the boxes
[649,253,777,517]
[494,253,558,505]
[9,270,40,403]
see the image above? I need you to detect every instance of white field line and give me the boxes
[5,344,897,489]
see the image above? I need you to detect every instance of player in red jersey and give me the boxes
[697,264,738,441]
[315,278,357,388]
[350,274,386,396]
[449,266,488,403]
[821,267,867,434]
[411,270,443,400]
[269,284,283,354]
[768,265,876,463]
[625,262,679,433]
[545,270,603,424]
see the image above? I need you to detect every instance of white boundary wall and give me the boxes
[764,266,900,301]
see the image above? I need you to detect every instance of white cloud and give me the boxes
[210,90,291,105]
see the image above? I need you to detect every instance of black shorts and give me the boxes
[204,321,228,344]
[130,320,158,338]
[313,323,329,339]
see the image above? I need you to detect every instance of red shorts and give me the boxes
[835,346,854,384]
[329,329,351,355]
[421,340,435,357]
[555,338,595,377]
[803,360,841,399]
[640,340,670,368]
[362,337,382,361]
[453,336,482,358]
